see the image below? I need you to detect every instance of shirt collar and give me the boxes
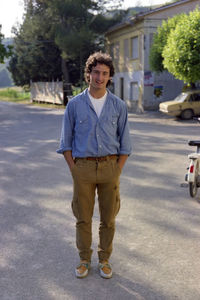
[81,88,110,118]
[83,88,110,103]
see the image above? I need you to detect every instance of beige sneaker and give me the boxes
[75,261,90,278]
[98,261,112,279]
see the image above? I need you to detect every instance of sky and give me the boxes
[0,0,168,38]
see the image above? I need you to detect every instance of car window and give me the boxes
[190,93,200,102]
[175,93,188,102]
[194,93,200,101]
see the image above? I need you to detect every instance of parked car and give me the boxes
[159,90,200,120]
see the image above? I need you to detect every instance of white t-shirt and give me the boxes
[88,91,107,118]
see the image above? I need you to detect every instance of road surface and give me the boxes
[0,101,200,300]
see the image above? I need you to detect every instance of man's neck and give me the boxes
[88,86,107,99]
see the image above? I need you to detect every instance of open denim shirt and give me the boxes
[57,89,132,158]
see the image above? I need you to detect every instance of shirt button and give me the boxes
[99,145,102,148]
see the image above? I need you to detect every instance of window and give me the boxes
[131,36,138,59]
[191,93,200,101]
[149,33,154,49]
[123,39,129,59]
[110,43,114,60]
[115,42,120,62]
[130,82,139,101]
[120,78,124,100]
[110,42,119,61]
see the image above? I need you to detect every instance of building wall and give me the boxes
[106,0,200,111]
[143,71,184,110]
[113,70,143,110]
[107,23,145,110]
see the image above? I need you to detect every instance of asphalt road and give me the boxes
[0,101,200,300]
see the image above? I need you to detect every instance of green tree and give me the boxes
[163,8,200,85]
[0,26,12,63]
[9,0,125,87]
[48,0,98,84]
[9,1,63,86]
[149,14,184,73]
[47,0,125,85]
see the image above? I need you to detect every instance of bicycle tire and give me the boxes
[189,161,199,197]
[189,182,197,197]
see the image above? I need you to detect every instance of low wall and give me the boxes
[30,81,63,104]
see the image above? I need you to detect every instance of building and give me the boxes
[105,0,200,111]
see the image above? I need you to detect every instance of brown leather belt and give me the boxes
[76,155,118,162]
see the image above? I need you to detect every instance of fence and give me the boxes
[30,81,64,105]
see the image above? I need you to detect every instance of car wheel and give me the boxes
[181,109,194,120]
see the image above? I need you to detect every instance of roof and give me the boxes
[106,0,194,35]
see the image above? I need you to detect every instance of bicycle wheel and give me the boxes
[189,161,199,197]
[189,182,197,197]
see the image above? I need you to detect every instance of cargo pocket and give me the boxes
[113,176,120,217]
[114,194,120,217]
[71,196,79,219]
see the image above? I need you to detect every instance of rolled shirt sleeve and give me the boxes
[56,102,74,154]
[117,102,132,155]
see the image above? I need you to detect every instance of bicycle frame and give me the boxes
[185,118,200,198]
[187,153,199,182]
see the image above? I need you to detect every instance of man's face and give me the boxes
[89,63,111,91]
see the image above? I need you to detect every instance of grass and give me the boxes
[0,87,65,109]
[0,87,30,103]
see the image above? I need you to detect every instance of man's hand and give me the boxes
[63,150,75,172]
[117,155,128,171]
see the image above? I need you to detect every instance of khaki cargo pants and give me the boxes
[71,156,121,262]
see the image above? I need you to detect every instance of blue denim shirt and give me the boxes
[57,89,132,157]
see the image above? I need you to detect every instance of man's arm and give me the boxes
[57,101,75,155]
[117,103,132,160]
[63,150,75,172]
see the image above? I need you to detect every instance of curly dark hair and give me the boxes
[84,52,115,87]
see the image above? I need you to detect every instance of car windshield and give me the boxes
[174,93,188,103]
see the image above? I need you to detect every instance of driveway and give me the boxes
[0,101,200,300]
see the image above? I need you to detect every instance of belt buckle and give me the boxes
[96,156,106,162]
[101,156,107,161]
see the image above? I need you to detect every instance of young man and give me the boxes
[57,52,132,279]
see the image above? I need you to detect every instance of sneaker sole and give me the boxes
[100,272,112,279]
[75,269,89,278]
[99,268,112,279]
